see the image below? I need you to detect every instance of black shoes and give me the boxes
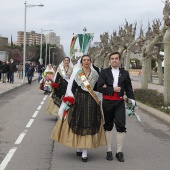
[116,152,124,162]
[82,157,88,162]
[76,152,82,156]
[106,151,113,161]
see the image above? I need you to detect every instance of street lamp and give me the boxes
[49,47,56,64]
[40,29,53,64]
[23,1,44,83]
[52,52,57,65]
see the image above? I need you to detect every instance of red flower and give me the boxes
[51,82,59,89]
[62,96,75,104]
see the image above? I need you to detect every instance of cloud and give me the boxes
[0,0,166,56]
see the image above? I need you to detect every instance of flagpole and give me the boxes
[82,27,87,54]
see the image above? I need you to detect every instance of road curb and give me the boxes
[0,78,38,98]
[136,101,170,124]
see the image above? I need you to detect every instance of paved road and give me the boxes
[0,81,170,170]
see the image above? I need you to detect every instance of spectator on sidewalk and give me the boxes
[38,62,45,83]
[8,59,16,84]
[0,61,3,81]
[18,62,23,79]
[1,61,9,83]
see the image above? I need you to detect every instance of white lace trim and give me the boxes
[74,69,98,91]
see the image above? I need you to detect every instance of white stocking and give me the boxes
[116,132,125,153]
[105,130,113,152]
[82,149,87,158]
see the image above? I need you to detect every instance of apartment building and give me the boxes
[45,32,60,47]
[0,36,8,47]
[17,31,45,46]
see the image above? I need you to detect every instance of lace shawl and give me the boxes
[74,69,98,91]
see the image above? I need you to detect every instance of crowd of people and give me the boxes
[0,59,17,83]
[1,53,136,163]
[44,52,135,163]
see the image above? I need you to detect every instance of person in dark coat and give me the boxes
[1,61,9,83]
[37,62,45,83]
[27,62,35,84]
[97,52,135,162]
[8,59,16,83]
[0,61,3,81]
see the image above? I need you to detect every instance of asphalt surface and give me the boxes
[0,73,170,170]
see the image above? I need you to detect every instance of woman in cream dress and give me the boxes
[51,55,106,162]
[46,57,73,117]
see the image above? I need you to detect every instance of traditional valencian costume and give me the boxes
[46,59,73,116]
[41,64,55,94]
[51,58,106,161]
[97,52,135,162]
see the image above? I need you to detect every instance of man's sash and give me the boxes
[78,70,100,105]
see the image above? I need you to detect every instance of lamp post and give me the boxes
[49,47,56,64]
[40,29,53,64]
[23,1,44,83]
[52,52,57,65]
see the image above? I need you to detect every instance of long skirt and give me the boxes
[51,91,106,148]
[46,97,59,117]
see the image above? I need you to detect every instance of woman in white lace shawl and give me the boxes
[46,57,73,116]
[51,55,106,162]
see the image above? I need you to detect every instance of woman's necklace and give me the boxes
[82,68,91,78]
[64,66,69,74]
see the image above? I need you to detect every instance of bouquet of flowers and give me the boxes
[61,96,75,121]
[51,82,59,89]
[125,98,141,122]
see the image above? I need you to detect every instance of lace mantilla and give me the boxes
[74,69,98,91]
[58,66,73,79]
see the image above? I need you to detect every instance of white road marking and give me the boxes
[0,96,47,169]
[37,105,42,110]
[43,96,47,101]
[40,101,44,105]
[32,111,39,118]
[15,130,28,145]
[26,119,34,128]
[0,147,17,170]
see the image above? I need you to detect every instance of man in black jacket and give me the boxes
[97,52,135,162]
[8,59,16,83]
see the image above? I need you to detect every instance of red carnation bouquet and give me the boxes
[61,96,75,121]
[51,82,59,89]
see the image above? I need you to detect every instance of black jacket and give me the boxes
[97,67,135,100]
[8,62,16,72]
[1,63,9,73]
[27,65,35,76]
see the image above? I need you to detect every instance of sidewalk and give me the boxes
[131,77,170,124]
[131,79,164,93]
[0,72,38,96]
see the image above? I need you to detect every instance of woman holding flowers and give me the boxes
[51,55,106,162]
[46,57,73,116]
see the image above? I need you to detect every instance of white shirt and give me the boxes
[111,67,119,87]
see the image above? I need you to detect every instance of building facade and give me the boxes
[17,31,45,46]
[45,32,60,47]
[0,36,8,47]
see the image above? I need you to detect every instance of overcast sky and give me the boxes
[0,0,166,56]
